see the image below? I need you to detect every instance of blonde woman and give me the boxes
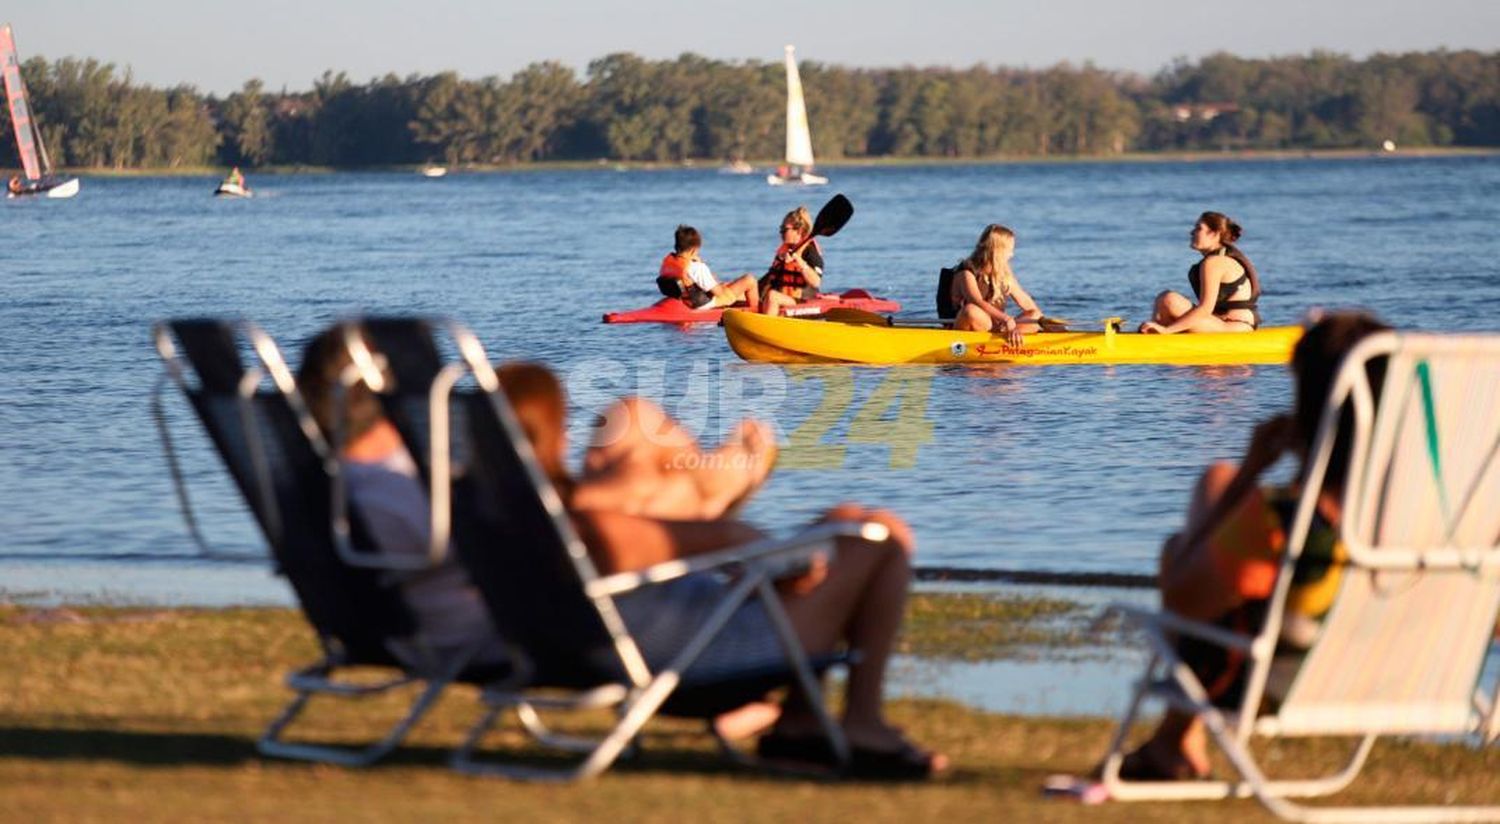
[950,224,1043,345]
[759,206,825,316]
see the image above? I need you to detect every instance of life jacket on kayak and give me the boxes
[657,252,714,308]
[937,260,1011,319]
[936,266,960,319]
[759,240,823,301]
[1189,245,1261,325]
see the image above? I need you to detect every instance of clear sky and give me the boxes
[10,0,1500,95]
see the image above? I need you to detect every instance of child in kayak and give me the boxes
[947,224,1043,346]
[1139,211,1261,334]
[658,225,760,312]
[760,206,825,316]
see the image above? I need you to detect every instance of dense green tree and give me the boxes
[218,79,272,165]
[2,48,1498,170]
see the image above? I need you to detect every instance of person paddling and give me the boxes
[1140,211,1261,334]
[657,225,760,311]
[759,206,825,316]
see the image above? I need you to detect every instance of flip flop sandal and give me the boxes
[1093,748,1209,782]
[848,742,943,781]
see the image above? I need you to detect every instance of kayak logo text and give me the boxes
[562,359,935,469]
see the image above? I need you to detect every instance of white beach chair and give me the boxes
[1099,331,1500,822]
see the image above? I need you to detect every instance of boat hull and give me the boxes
[214,182,252,198]
[723,311,1303,365]
[7,176,79,199]
[604,289,900,325]
[767,172,827,186]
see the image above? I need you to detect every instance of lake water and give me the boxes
[3,156,1499,603]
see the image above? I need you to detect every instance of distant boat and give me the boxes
[214,167,252,198]
[766,45,827,187]
[421,165,448,178]
[720,158,755,175]
[1,24,79,199]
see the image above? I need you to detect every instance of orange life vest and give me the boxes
[659,252,693,286]
[764,241,818,298]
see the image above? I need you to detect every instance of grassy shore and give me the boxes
[1,596,1494,822]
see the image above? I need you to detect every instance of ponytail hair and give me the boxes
[1198,210,1258,296]
[1198,211,1242,244]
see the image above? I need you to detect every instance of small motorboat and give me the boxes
[214,167,252,197]
[421,165,448,178]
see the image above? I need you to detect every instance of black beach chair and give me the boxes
[346,317,884,780]
[152,318,508,766]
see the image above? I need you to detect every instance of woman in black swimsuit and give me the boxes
[1140,211,1261,334]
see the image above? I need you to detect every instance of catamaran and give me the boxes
[1,24,78,199]
[766,45,827,187]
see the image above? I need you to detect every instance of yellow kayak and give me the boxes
[722,310,1303,365]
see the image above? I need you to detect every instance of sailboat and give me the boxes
[1,24,78,199]
[766,45,827,187]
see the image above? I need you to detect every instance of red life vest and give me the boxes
[763,240,819,298]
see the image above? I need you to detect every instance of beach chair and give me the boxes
[347,317,884,780]
[152,318,508,766]
[1098,331,1500,821]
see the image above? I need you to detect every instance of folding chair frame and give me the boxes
[1097,332,1500,822]
[345,318,882,780]
[153,318,496,767]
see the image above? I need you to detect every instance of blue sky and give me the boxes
[12,0,1500,95]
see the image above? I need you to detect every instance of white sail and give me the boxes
[783,45,815,168]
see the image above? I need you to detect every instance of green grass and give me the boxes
[900,592,1091,661]
[0,600,1495,822]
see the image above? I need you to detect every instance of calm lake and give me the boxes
[3,155,1498,604]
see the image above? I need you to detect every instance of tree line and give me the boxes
[2,49,1497,170]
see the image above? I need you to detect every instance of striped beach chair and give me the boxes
[1099,332,1500,821]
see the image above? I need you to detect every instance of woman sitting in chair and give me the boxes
[1104,311,1390,781]
[500,361,948,780]
[298,325,947,780]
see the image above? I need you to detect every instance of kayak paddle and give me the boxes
[789,193,853,257]
[822,306,1087,331]
[808,193,853,242]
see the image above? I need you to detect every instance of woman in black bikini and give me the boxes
[1139,211,1261,334]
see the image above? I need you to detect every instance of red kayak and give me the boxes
[603,289,901,325]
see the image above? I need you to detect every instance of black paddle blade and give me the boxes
[812,193,853,237]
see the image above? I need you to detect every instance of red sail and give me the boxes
[1,24,43,181]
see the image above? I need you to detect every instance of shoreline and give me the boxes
[31,145,1500,177]
[0,556,1154,611]
[3,601,1495,820]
